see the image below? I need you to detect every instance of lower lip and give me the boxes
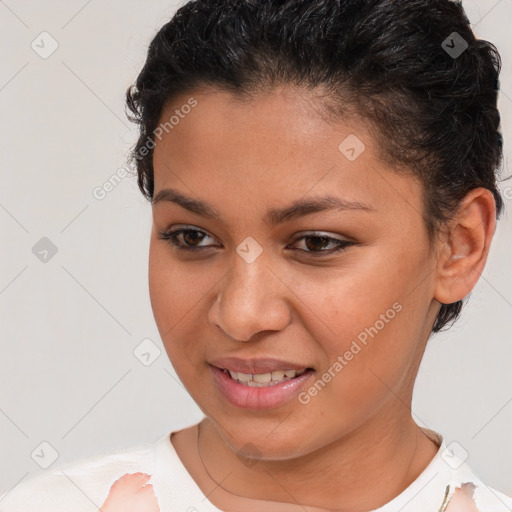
[209,365,314,410]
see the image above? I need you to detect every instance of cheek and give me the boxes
[294,245,430,383]
[148,242,208,329]
[148,244,175,330]
[148,241,224,388]
[148,244,199,364]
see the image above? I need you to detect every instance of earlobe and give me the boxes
[433,188,496,305]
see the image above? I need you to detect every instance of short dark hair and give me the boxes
[126,0,504,333]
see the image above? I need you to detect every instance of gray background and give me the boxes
[1,0,511,498]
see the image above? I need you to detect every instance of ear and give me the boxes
[434,188,497,305]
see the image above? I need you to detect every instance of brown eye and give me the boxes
[304,236,331,251]
[182,230,206,246]
[157,228,217,250]
[290,233,355,256]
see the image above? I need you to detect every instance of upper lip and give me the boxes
[209,357,312,374]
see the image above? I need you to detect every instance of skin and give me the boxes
[148,85,496,511]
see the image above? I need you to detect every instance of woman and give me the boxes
[1,0,510,510]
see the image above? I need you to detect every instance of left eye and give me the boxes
[158,228,354,256]
[290,233,354,255]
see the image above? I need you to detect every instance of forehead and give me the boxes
[152,86,424,224]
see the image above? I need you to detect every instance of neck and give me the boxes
[197,406,439,511]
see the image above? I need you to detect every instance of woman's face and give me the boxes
[149,86,441,459]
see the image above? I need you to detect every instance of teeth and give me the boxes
[253,372,272,383]
[237,372,252,382]
[271,370,285,380]
[225,368,308,386]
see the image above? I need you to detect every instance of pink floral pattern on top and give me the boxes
[444,483,479,512]
[100,473,160,512]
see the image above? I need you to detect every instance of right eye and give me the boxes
[157,227,219,251]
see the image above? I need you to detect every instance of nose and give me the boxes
[209,252,292,342]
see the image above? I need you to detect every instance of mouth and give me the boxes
[220,367,311,387]
[208,357,315,409]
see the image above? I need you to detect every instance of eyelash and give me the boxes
[157,227,354,256]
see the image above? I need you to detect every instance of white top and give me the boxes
[0,423,510,512]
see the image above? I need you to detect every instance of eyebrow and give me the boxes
[152,187,375,226]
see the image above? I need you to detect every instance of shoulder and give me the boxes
[0,440,157,512]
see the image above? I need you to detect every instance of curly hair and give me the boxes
[125,0,504,333]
